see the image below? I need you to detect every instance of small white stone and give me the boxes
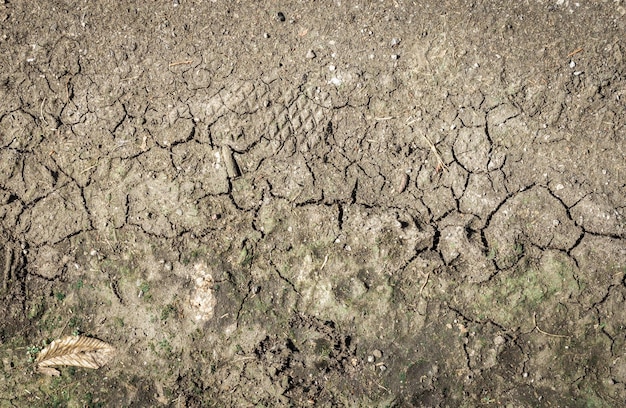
[329,77,342,86]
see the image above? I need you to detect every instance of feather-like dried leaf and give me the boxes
[36,335,115,375]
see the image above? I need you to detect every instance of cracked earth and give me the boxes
[1,1,625,407]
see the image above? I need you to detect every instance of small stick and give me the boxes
[79,163,98,174]
[320,254,329,270]
[376,383,390,392]
[566,48,583,58]
[419,272,430,296]
[533,313,570,338]
[40,98,49,127]
[169,59,193,67]
[233,356,255,363]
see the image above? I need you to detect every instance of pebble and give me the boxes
[367,355,375,363]
[222,145,241,178]
[390,37,401,47]
[329,77,342,86]
[396,173,409,193]
[305,49,316,59]
[276,11,286,22]
[372,349,383,359]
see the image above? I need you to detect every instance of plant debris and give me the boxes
[35,335,115,376]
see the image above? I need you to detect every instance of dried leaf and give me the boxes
[37,366,62,376]
[36,335,115,375]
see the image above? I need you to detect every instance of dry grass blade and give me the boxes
[406,118,448,172]
[36,335,115,376]
[421,134,448,172]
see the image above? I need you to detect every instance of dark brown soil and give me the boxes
[1,1,625,406]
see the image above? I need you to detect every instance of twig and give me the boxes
[376,383,390,392]
[533,312,570,338]
[40,98,49,127]
[566,48,583,58]
[79,163,98,174]
[320,254,329,270]
[169,59,193,67]
[233,356,255,363]
[419,272,430,297]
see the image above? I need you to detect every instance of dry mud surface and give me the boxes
[1,1,625,407]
